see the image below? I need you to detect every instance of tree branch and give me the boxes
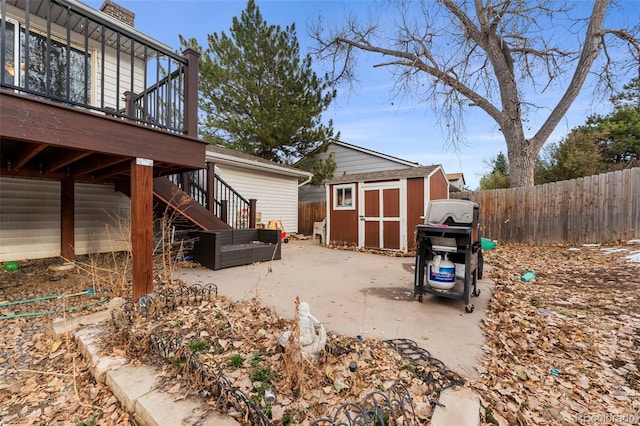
[336,36,502,122]
[530,0,609,152]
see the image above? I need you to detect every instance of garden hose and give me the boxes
[0,289,95,307]
[0,297,109,320]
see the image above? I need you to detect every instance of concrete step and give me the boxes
[53,310,241,426]
[431,386,481,426]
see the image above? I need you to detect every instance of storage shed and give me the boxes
[325,165,449,252]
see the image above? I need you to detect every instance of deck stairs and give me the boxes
[152,177,230,231]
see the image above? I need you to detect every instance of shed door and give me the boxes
[358,181,406,250]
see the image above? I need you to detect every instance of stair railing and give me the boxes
[166,163,256,228]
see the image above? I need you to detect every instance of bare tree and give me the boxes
[312,0,640,187]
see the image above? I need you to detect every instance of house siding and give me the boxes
[0,177,130,262]
[317,143,414,176]
[215,165,300,233]
[301,143,417,202]
[74,182,130,255]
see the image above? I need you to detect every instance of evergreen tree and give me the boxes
[584,77,640,165]
[479,152,510,190]
[180,0,338,164]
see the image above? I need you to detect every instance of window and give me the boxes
[1,18,19,85]
[334,184,355,210]
[2,17,90,103]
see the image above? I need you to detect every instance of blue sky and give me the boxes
[84,0,639,189]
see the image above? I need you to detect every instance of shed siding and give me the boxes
[328,183,358,244]
[429,169,450,201]
[215,165,300,233]
[406,177,425,250]
[0,177,130,262]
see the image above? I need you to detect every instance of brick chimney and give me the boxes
[100,0,135,27]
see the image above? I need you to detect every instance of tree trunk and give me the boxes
[509,151,535,187]
[507,136,537,187]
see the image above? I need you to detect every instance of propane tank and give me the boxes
[427,253,456,290]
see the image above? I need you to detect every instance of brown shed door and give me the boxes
[360,183,404,250]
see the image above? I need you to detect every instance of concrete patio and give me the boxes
[176,238,493,380]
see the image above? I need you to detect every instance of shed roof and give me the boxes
[328,165,442,184]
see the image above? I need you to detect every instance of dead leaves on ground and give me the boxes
[0,258,131,426]
[477,242,640,425]
[112,296,440,424]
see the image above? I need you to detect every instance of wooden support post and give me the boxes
[131,158,154,302]
[60,177,75,262]
[180,172,189,193]
[249,199,257,228]
[183,48,200,137]
[206,162,215,213]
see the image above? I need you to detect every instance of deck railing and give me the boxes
[0,0,197,135]
[167,163,257,229]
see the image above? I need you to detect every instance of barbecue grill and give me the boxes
[414,199,483,313]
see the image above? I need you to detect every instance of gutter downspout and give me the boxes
[298,175,313,187]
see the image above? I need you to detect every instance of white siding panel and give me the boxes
[0,178,130,262]
[74,183,130,256]
[0,178,61,261]
[216,165,300,233]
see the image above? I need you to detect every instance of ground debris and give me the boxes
[109,295,445,423]
[477,242,640,425]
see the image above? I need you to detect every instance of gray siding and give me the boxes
[298,185,326,202]
[317,144,414,177]
[302,143,416,202]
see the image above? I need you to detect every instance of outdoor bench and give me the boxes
[192,228,281,270]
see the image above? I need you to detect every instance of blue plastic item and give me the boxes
[521,271,536,282]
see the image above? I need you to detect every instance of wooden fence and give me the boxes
[298,201,326,235]
[451,168,640,245]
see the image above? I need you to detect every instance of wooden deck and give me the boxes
[0,90,205,183]
[0,0,211,301]
[0,90,206,302]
